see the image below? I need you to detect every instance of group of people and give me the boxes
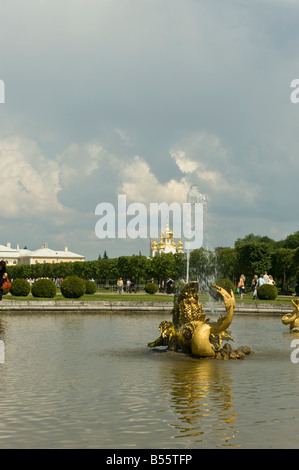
[116,276,175,295]
[117,276,136,294]
[251,271,275,300]
[237,271,276,300]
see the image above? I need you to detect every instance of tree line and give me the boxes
[6,231,299,293]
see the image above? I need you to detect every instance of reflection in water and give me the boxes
[0,313,299,448]
[158,356,239,446]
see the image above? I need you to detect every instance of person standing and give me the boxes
[166,277,174,295]
[267,275,275,285]
[263,271,269,284]
[130,276,136,293]
[117,278,123,294]
[258,274,265,287]
[0,260,8,301]
[251,275,258,300]
[237,274,246,299]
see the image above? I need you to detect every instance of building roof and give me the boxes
[0,244,19,258]
[0,243,85,260]
[30,247,84,259]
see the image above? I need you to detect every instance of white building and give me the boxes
[151,221,184,256]
[0,243,85,265]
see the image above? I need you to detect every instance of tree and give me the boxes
[173,252,187,280]
[129,254,148,284]
[98,258,118,285]
[147,253,176,285]
[117,256,132,280]
[271,248,296,292]
[189,248,216,288]
[215,247,237,281]
[235,233,276,247]
[283,231,299,249]
[235,242,273,279]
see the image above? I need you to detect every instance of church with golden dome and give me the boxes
[151,221,184,256]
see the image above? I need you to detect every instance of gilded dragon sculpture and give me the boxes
[148,281,251,359]
[281,299,299,332]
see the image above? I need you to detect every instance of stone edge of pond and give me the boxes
[0,300,292,315]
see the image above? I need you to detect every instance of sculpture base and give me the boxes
[215,344,252,360]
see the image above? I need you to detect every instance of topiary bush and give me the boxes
[31,278,57,298]
[10,278,31,297]
[144,282,159,294]
[85,280,97,294]
[60,275,86,298]
[257,284,278,300]
[210,278,235,300]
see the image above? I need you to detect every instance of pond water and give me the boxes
[0,311,298,449]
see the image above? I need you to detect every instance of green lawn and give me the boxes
[3,291,297,305]
[3,293,174,302]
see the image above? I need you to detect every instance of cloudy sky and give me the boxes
[0,0,298,260]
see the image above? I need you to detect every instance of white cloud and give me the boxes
[170,150,198,174]
[119,155,190,204]
[0,136,69,220]
[170,132,261,206]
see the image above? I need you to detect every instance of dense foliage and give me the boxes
[31,279,57,298]
[257,284,278,300]
[60,276,86,298]
[10,279,31,297]
[214,278,235,295]
[4,230,298,296]
[144,282,159,294]
[85,280,97,294]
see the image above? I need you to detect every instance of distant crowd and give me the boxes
[237,271,275,300]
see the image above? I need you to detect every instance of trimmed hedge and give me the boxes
[60,276,86,298]
[31,278,57,298]
[10,278,31,297]
[85,280,97,294]
[144,282,159,294]
[257,284,278,300]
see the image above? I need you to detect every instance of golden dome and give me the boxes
[151,238,158,248]
[161,221,173,239]
[158,236,165,248]
[177,237,183,248]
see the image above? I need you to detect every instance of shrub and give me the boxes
[215,278,235,294]
[60,276,86,298]
[210,278,235,300]
[144,282,159,294]
[10,278,31,297]
[31,278,57,298]
[85,280,97,294]
[257,284,278,300]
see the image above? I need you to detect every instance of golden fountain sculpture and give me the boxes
[281,299,299,332]
[148,281,251,359]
